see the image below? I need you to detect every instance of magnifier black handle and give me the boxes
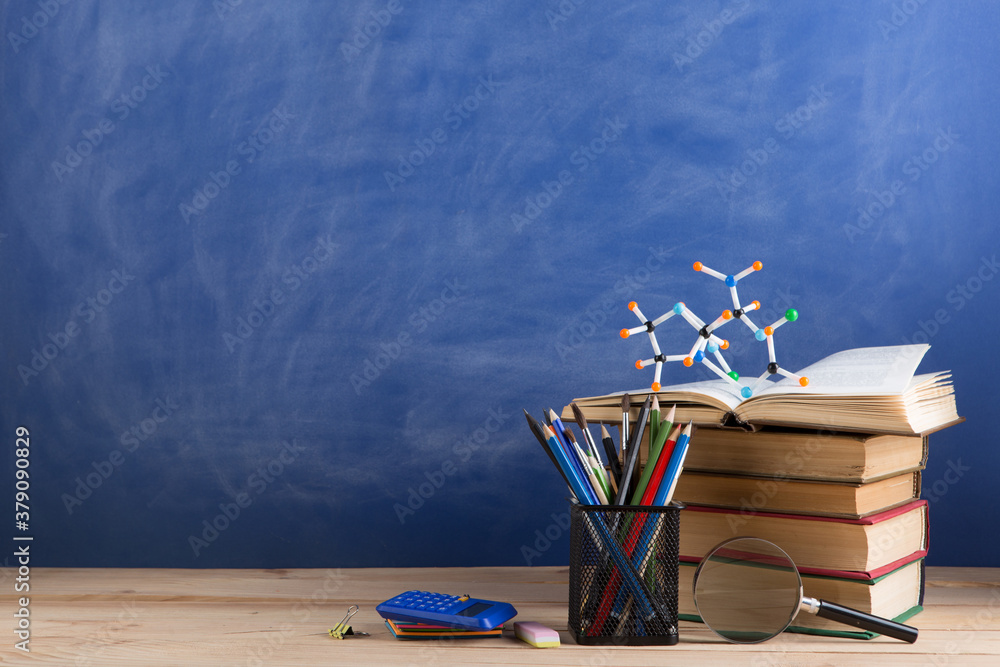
[816,599,918,643]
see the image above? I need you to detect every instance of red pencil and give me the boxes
[642,424,682,504]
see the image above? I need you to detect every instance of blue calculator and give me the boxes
[376,591,517,630]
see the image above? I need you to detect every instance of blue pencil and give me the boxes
[548,409,596,501]
[542,425,599,505]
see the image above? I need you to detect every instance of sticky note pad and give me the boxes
[513,621,560,648]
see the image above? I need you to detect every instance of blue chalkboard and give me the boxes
[1,0,998,568]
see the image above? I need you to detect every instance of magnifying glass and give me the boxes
[693,537,918,644]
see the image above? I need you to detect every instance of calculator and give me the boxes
[376,590,517,630]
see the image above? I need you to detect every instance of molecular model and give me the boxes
[619,261,808,398]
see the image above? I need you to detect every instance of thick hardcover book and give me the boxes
[677,427,927,483]
[678,499,929,575]
[678,557,925,639]
[672,470,922,519]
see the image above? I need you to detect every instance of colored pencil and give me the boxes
[651,422,693,506]
[524,409,571,491]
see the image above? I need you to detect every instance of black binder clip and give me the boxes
[329,605,369,639]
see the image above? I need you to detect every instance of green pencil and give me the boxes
[630,404,675,505]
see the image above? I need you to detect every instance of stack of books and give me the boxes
[565,344,962,638]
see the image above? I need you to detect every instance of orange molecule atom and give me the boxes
[628,301,637,310]
[693,262,703,271]
[683,357,693,367]
[752,300,761,310]
[764,326,774,336]
[722,310,733,320]
[651,382,661,391]
[753,261,763,271]
[635,360,644,369]
[620,329,630,339]
[799,377,810,386]
[720,340,729,349]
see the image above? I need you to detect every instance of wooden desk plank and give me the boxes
[2,566,998,666]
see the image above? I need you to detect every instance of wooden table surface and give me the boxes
[1,566,998,666]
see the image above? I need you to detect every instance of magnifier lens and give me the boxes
[693,537,802,643]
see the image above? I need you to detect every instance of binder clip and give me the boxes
[328,605,369,639]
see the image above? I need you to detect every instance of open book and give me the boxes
[568,345,962,435]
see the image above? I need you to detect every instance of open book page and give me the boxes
[586,377,776,412]
[751,344,931,398]
[653,378,756,410]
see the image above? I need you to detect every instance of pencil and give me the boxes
[654,422,693,506]
[548,409,592,494]
[567,428,610,502]
[640,424,682,505]
[524,409,571,490]
[541,425,598,505]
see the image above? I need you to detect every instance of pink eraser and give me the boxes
[513,621,560,648]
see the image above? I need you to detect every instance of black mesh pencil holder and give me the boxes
[568,503,683,645]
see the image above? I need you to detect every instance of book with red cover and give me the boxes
[678,499,929,576]
[678,556,925,639]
